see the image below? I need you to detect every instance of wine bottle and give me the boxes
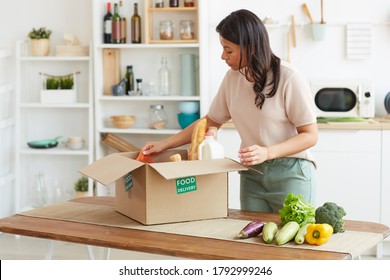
[131,3,141,44]
[169,0,179,7]
[112,3,121,44]
[119,0,126,43]
[125,65,134,95]
[103,2,113,43]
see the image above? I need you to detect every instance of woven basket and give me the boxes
[30,39,50,56]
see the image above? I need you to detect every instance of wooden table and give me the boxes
[0,197,388,260]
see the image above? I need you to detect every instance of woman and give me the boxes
[142,9,318,213]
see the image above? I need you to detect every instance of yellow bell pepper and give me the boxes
[305,223,333,245]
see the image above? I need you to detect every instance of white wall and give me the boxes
[205,0,390,116]
[0,0,92,57]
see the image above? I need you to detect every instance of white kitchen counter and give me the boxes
[222,118,390,130]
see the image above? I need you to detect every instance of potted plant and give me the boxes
[40,72,78,103]
[74,177,89,198]
[28,27,52,56]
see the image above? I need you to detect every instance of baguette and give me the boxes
[188,117,207,160]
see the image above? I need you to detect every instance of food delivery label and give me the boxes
[124,173,133,191]
[176,176,197,194]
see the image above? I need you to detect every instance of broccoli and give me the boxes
[315,202,347,233]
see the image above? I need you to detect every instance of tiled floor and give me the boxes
[1,232,389,260]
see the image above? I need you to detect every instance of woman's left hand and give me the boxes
[238,145,269,166]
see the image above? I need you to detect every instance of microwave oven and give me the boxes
[310,82,375,118]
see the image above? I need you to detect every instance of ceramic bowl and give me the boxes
[110,115,136,129]
[66,141,84,150]
[177,113,200,129]
[179,102,200,114]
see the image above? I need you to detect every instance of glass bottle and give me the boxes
[159,56,170,96]
[125,65,134,95]
[103,2,113,43]
[112,3,121,43]
[160,20,174,40]
[136,78,143,95]
[184,0,195,7]
[119,0,126,43]
[32,171,47,208]
[149,104,167,129]
[131,3,142,44]
[169,0,179,7]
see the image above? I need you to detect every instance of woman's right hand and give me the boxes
[140,141,165,155]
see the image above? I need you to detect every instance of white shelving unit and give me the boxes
[14,41,94,211]
[92,0,207,196]
[0,48,15,218]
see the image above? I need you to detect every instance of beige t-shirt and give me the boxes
[208,61,317,162]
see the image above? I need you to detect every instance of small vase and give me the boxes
[30,38,50,56]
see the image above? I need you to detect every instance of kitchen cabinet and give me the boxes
[14,41,94,211]
[218,127,382,223]
[381,130,390,228]
[92,0,207,195]
[0,48,15,218]
[311,130,381,223]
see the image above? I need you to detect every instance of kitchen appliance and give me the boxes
[310,82,375,118]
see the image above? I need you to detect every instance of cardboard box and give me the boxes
[79,149,247,225]
[55,45,89,57]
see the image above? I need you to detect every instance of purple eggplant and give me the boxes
[237,221,265,239]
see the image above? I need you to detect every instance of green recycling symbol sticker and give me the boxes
[176,176,197,194]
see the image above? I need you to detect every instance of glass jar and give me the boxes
[154,0,164,8]
[184,0,195,7]
[180,20,194,40]
[160,20,174,40]
[149,104,167,129]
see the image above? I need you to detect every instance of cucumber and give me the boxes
[275,221,300,246]
[262,222,278,244]
[294,223,311,244]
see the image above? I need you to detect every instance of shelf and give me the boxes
[20,102,90,109]
[98,43,199,48]
[149,39,198,44]
[20,147,90,156]
[19,56,90,62]
[99,95,200,101]
[145,0,199,44]
[99,128,181,135]
[14,39,95,208]
[148,7,197,12]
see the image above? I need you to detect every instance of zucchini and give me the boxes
[262,222,278,244]
[275,221,300,246]
[294,223,311,244]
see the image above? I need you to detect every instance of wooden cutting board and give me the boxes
[103,49,120,95]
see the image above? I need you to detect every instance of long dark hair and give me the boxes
[216,9,281,109]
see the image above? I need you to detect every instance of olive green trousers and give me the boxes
[239,157,316,213]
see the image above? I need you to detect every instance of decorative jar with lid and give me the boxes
[149,104,167,129]
[160,20,174,40]
[180,20,194,40]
